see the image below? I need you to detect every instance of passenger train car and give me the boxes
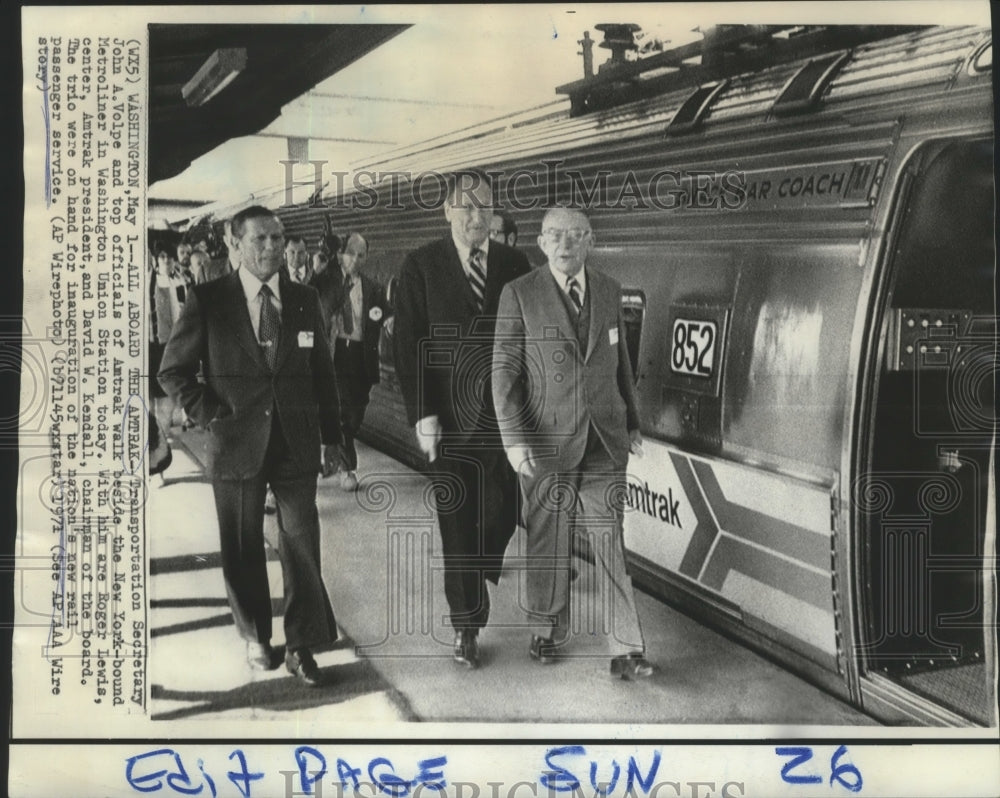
[205,25,996,725]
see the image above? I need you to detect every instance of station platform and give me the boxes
[148,426,876,727]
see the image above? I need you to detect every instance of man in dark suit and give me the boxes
[492,206,653,680]
[158,205,342,687]
[285,235,314,285]
[394,171,531,669]
[314,232,391,491]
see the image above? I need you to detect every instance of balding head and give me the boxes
[538,207,593,277]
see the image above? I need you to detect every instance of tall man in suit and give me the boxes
[314,232,391,491]
[492,207,653,680]
[159,205,343,687]
[394,171,532,669]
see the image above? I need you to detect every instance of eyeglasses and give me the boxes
[542,228,591,243]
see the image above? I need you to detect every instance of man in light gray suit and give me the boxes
[492,206,653,680]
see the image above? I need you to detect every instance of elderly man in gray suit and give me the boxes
[492,206,653,680]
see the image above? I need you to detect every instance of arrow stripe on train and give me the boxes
[671,453,832,611]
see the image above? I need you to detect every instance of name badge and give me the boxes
[298,331,315,348]
[608,327,619,346]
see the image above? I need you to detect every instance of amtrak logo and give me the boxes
[624,479,682,528]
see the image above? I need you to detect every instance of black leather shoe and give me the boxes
[285,648,322,687]
[610,652,654,680]
[246,641,275,671]
[529,634,558,665]
[452,630,479,669]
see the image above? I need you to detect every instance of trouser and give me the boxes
[521,425,645,655]
[333,338,372,472]
[212,413,338,651]
[431,441,518,632]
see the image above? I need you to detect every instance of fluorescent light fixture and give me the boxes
[182,48,247,107]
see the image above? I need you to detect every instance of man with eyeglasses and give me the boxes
[394,171,532,669]
[489,211,518,248]
[492,206,653,680]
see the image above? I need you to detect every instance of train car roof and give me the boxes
[190,25,991,221]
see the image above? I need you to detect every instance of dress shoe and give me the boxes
[452,630,480,669]
[529,634,558,665]
[340,470,359,492]
[246,641,274,671]
[285,648,322,687]
[610,652,654,680]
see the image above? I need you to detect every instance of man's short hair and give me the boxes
[285,235,305,248]
[230,205,279,239]
[445,169,494,207]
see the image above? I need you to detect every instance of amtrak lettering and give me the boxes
[743,158,881,209]
[625,479,683,529]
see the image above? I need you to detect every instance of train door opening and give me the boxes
[859,138,996,724]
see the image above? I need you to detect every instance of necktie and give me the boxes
[341,275,354,335]
[567,277,583,315]
[467,248,486,311]
[258,284,280,370]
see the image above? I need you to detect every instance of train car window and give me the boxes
[620,289,645,382]
[723,244,864,475]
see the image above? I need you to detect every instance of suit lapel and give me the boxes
[214,272,268,370]
[585,269,610,363]
[274,277,305,372]
[444,237,480,314]
[483,246,507,311]
[540,268,579,352]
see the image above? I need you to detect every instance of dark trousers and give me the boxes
[333,339,372,472]
[432,440,518,632]
[212,414,338,651]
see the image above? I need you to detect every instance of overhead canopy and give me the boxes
[148,23,410,184]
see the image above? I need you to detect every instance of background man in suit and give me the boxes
[159,205,342,687]
[492,206,653,680]
[314,232,391,491]
[394,171,531,669]
[285,235,314,284]
[489,211,518,248]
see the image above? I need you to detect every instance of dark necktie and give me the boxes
[567,277,583,315]
[258,284,280,370]
[467,248,486,311]
[341,274,354,335]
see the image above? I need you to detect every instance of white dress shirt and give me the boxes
[452,234,490,284]
[238,268,282,342]
[547,263,587,305]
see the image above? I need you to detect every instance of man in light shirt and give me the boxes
[492,206,653,680]
[159,206,343,687]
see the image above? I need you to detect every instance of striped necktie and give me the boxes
[467,248,486,311]
[567,277,583,315]
[258,284,280,370]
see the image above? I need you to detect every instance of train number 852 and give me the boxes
[671,319,717,377]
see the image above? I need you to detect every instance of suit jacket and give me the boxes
[492,266,640,473]
[394,235,531,439]
[313,268,391,385]
[157,270,342,479]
